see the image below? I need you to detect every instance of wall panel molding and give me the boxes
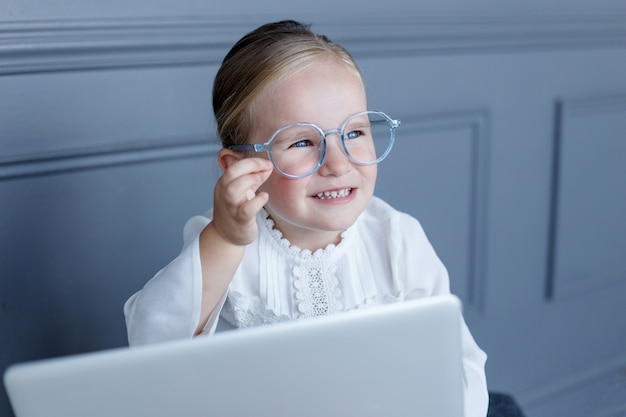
[1,13,626,75]
[546,93,626,299]
[0,137,219,180]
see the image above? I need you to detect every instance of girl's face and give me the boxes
[251,57,377,251]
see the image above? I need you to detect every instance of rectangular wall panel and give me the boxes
[547,94,626,299]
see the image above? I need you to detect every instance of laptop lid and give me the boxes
[4,294,465,417]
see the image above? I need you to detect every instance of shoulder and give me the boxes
[352,196,435,259]
[181,209,213,247]
[356,197,449,296]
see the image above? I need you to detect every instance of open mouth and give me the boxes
[313,188,352,200]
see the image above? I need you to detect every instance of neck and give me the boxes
[264,213,343,252]
[287,231,343,252]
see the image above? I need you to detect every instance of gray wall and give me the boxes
[2,2,626,416]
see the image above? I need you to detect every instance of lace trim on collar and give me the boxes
[260,208,348,261]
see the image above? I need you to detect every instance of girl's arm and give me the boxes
[124,155,272,345]
[194,155,272,334]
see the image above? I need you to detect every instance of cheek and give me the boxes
[360,165,378,187]
[259,173,303,203]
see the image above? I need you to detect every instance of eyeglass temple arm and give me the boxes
[228,143,266,152]
[370,119,401,128]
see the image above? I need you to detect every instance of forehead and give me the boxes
[252,58,367,132]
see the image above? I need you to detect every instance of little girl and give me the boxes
[124,20,488,416]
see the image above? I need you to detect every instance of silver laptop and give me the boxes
[4,294,465,417]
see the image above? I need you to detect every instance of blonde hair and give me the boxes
[212,20,362,148]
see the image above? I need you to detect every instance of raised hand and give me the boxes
[211,156,273,246]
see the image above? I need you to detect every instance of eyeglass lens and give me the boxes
[269,111,394,178]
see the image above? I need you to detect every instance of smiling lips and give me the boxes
[314,188,352,200]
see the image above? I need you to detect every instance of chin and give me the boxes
[315,214,361,232]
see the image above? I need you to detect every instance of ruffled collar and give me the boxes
[259,208,350,261]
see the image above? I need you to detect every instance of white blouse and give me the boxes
[124,196,488,417]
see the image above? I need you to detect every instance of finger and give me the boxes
[245,166,273,201]
[221,171,267,206]
[221,157,273,184]
[220,160,272,205]
[239,191,270,219]
[245,189,255,201]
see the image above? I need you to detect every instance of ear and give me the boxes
[218,148,243,171]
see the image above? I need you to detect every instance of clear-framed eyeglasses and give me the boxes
[228,110,400,179]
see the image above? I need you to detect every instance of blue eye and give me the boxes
[345,130,362,140]
[291,139,313,148]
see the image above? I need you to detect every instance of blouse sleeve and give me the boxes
[392,212,489,417]
[124,212,222,346]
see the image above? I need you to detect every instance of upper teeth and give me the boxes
[316,188,351,199]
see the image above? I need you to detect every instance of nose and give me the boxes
[318,132,351,177]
